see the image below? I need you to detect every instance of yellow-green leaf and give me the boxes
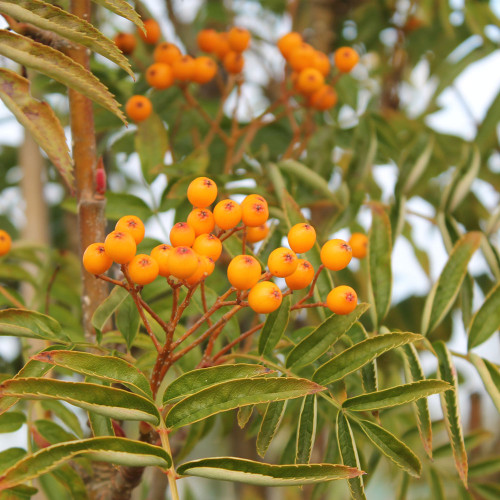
[0,309,64,341]
[468,282,500,349]
[0,412,26,434]
[91,0,143,30]
[256,400,287,458]
[469,354,500,413]
[259,294,291,356]
[296,395,317,464]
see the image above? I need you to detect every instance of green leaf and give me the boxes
[476,89,500,151]
[165,377,324,430]
[105,192,152,221]
[0,0,133,78]
[91,285,128,332]
[116,294,140,348]
[0,412,26,433]
[469,354,500,413]
[163,364,271,404]
[358,419,421,477]
[422,232,481,336]
[313,332,421,385]
[40,400,83,438]
[429,467,445,500]
[402,344,433,458]
[177,457,364,486]
[400,136,434,195]
[0,309,64,341]
[468,282,500,349]
[343,380,450,411]
[278,159,335,200]
[258,294,291,356]
[286,304,369,368]
[433,429,490,459]
[0,69,73,190]
[296,395,317,464]
[471,482,500,500]
[33,350,152,399]
[368,203,392,325]
[91,0,143,30]
[34,419,77,444]
[256,400,287,458]
[433,341,468,486]
[236,405,253,429]
[0,437,170,491]
[135,113,168,183]
[0,31,125,123]
[348,323,378,393]
[0,378,160,424]
[469,456,500,478]
[0,449,27,475]
[337,412,366,500]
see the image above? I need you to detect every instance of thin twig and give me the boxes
[211,322,265,362]
[45,265,61,314]
[0,284,26,309]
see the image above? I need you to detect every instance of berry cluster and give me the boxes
[83,177,366,316]
[0,230,11,257]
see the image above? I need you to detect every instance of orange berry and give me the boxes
[153,42,182,64]
[167,246,198,279]
[309,85,337,111]
[0,230,11,256]
[192,233,222,261]
[187,177,218,207]
[227,255,261,290]
[146,63,174,89]
[241,195,269,227]
[334,47,359,73]
[267,247,298,278]
[326,286,357,315]
[187,208,215,236]
[289,43,316,72]
[83,242,113,275]
[197,29,219,53]
[285,259,314,290]
[277,32,303,59]
[248,281,282,314]
[115,215,145,245]
[138,19,161,45]
[172,55,196,81]
[228,27,251,52]
[246,224,269,243]
[128,254,159,285]
[296,68,324,94]
[184,254,208,286]
[170,222,196,247]
[104,230,136,265]
[193,57,217,84]
[203,256,215,276]
[213,32,231,60]
[114,32,136,55]
[349,233,368,259]
[287,223,316,254]
[150,244,172,277]
[223,51,244,74]
[213,199,242,230]
[125,95,152,122]
[320,239,352,271]
[311,51,331,76]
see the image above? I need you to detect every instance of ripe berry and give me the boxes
[241,195,269,227]
[172,55,196,81]
[285,259,314,290]
[213,199,242,230]
[193,57,217,84]
[326,286,357,315]
[83,243,113,275]
[114,32,136,55]
[248,281,282,314]
[227,255,261,290]
[203,256,215,276]
[187,208,215,236]
[289,43,315,72]
[246,224,269,243]
[138,19,161,45]
[192,233,222,261]
[167,246,198,279]
[287,223,316,254]
[267,247,298,278]
[320,239,352,271]
[153,42,182,65]
[0,230,12,257]
[349,232,368,259]
[197,29,219,53]
[228,27,251,52]
[128,254,159,285]
[223,51,244,74]
[146,63,174,89]
[334,47,359,73]
[170,222,196,247]
[213,32,231,60]
[125,95,152,123]
[312,51,330,76]
[184,254,207,286]
[115,215,145,245]
[309,85,337,111]
[277,32,303,59]
[104,231,136,264]
[296,68,324,94]
[150,244,172,277]
[187,177,217,208]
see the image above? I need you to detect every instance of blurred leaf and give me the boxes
[0,309,64,341]
[469,354,500,413]
[237,405,253,429]
[40,400,83,438]
[467,282,500,349]
[400,136,434,195]
[258,294,291,356]
[0,449,27,475]
[256,400,287,458]
[91,285,128,332]
[348,323,378,393]
[476,90,500,152]
[279,159,335,200]
[469,456,500,478]
[34,419,77,444]
[296,395,317,464]
[429,467,445,500]
[0,412,25,433]
[470,482,500,500]
[105,192,152,221]
[91,0,143,29]
[116,294,140,348]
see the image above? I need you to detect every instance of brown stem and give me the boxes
[96,274,127,288]
[0,285,26,309]
[295,264,325,307]
[200,282,212,327]
[44,265,61,314]
[212,322,265,362]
